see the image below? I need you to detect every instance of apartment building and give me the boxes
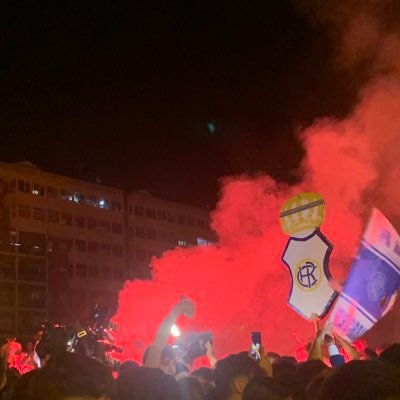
[0,161,214,337]
[126,190,215,278]
[0,161,126,335]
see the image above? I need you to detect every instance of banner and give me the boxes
[280,192,337,319]
[328,209,400,342]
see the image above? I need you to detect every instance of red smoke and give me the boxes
[113,11,400,362]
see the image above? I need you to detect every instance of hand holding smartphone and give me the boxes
[250,331,262,361]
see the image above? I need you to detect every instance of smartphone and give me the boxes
[251,332,262,361]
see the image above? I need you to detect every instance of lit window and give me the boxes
[32,245,42,255]
[178,240,188,247]
[197,237,212,246]
[73,193,84,204]
[87,195,97,207]
[98,199,109,209]
[61,189,73,202]
[32,184,45,196]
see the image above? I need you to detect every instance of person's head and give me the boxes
[379,343,400,370]
[319,360,400,400]
[293,360,328,400]
[243,376,286,400]
[33,329,44,343]
[6,335,16,343]
[278,356,297,364]
[191,367,213,382]
[176,361,190,376]
[305,368,333,400]
[272,358,297,399]
[117,365,179,400]
[178,376,205,400]
[191,367,214,395]
[214,353,264,400]
[143,345,177,376]
[364,347,378,360]
[10,369,39,400]
[0,355,6,390]
[30,352,115,400]
[160,345,177,376]
[25,341,35,353]
[118,360,139,376]
[266,352,280,364]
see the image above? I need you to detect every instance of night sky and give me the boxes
[2,2,359,207]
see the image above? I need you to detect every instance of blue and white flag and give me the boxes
[328,209,400,342]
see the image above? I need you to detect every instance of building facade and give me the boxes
[126,190,215,278]
[0,161,214,338]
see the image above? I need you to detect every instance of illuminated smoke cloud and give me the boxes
[113,2,400,361]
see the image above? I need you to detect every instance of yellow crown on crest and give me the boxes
[280,192,326,236]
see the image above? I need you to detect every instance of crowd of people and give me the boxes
[0,298,400,400]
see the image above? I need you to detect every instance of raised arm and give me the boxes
[144,297,195,368]
[334,333,360,360]
[259,347,273,378]
[307,320,325,361]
